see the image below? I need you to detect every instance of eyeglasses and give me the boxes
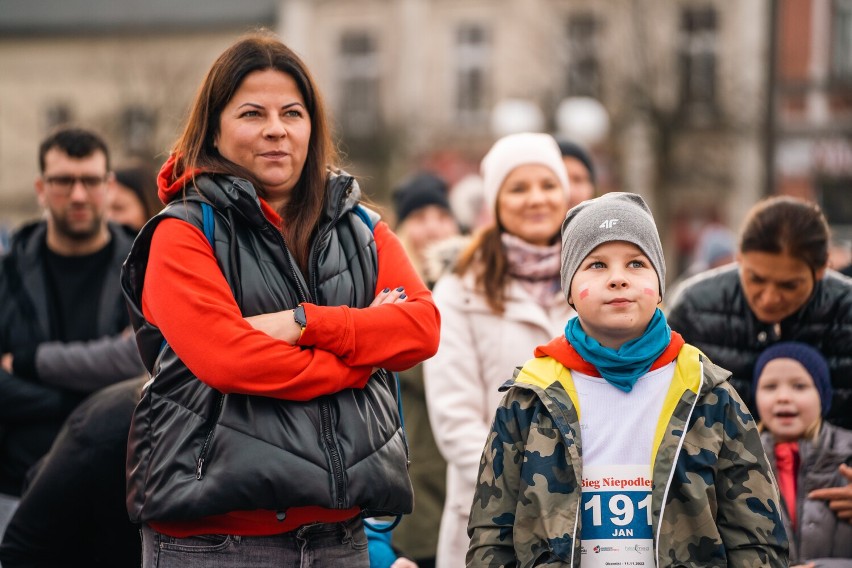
[43,175,108,195]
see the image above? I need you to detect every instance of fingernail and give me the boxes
[396,286,404,292]
[400,293,407,300]
[382,288,390,293]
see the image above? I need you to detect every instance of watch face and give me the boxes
[294,305,307,327]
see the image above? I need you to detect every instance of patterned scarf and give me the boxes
[502,232,562,306]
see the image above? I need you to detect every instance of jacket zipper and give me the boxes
[311,177,352,509]
[320,398,346,508]
[654,362,704,566]
[193,188,312,482]
[196,393,226,480]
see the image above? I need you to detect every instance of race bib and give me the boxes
[579,465,655,567]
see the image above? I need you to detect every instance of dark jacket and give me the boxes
[0,378,143,568]
[762,423,852,566]
[121,173,412,522]
[666,264,852,428]
[0,221,139,496]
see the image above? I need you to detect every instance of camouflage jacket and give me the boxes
[467,341,789,567]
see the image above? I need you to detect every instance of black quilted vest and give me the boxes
[121,173,411,523]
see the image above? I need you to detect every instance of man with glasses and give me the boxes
[0,127,144,531]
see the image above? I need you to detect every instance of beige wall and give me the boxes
[0,30,243,224]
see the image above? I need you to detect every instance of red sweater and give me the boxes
[141,191,439,537]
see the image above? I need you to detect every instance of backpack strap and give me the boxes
[201,202,215,248]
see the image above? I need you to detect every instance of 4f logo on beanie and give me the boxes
[599,219,619,229]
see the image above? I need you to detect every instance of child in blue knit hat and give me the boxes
[754,341,852,566]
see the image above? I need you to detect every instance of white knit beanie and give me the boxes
[480,133,570,215]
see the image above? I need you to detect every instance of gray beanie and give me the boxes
[560,192,666,301]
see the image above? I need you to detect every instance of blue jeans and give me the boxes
[141,516,370,567]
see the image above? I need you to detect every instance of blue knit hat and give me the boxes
[753,341,832,416]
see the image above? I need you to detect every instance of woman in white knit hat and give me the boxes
[424,132,574,567]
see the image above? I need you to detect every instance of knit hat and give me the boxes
[392,172,451,225]
[556,139,596,184]
[753,341,833,416]
[480,132,570,215]
[560,192,666,300]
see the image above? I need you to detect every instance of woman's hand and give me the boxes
[370,287,408,307]
[245,310,302,345]
[244,287,407,347]
[808,463,852,523]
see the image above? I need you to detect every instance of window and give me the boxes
[678,6,719,123]
[565,13,601,98]
[122,106,157,156]
[338,30,380,138]
[44,103,72,132]
[455,23,489,125]
[833,0,852,81]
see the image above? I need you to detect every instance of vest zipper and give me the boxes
[196,393,226,480]
[251,180,352,506]
[312,177,352,509]
[248,194,310,304]
[320,397,346,508]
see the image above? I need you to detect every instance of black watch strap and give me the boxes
[293,304,307,329]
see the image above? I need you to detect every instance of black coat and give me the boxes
[666,264,852,428]
[0,222,136,495]
[0,379,143,568]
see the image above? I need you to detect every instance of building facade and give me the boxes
[0,0,788,277]
[771,0,852,247]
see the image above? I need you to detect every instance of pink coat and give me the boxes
[424,272,574,567]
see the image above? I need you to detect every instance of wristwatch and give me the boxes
[293,304,308,330]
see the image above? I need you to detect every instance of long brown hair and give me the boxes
[170,30,335,272]
[454,225,510,313]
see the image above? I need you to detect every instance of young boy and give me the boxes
[467,193,788,567]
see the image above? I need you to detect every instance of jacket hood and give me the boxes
[157,154,199,204]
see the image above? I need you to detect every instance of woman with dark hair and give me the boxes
[667,196,852,423]
[423,132,574,567]
[668,195,852,527]
[120,32,440,567]
[108,165,161,231]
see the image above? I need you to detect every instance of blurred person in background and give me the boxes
[378,171,461,568]
[667,196,852,424]
[667,221,737,300]
[424,133,573,567]
[121,32,439,568]
[556,138,596,210]
[666,195,852,523]
[108,165,162,232]
[0,377,145,567]
[447,173,487,235]
[0,164,165,567]
[393,172,461,286]
[753,342,852,567]
[0,127,144,535]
